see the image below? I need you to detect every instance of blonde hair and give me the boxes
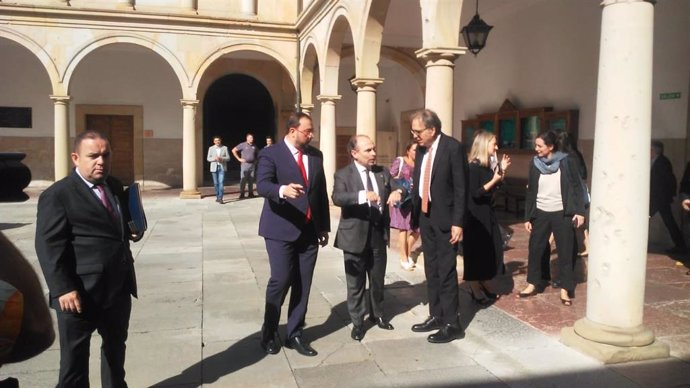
[468,131,495,168]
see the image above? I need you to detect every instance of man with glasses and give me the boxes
[408,109,469,343]
[256,112,330,357]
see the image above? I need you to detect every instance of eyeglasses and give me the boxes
[294,127,314,137]
[410,127,430,136]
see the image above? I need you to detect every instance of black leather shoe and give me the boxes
[351,325,365,341]
[427,324,465,343]
[260,338,280,354]
[369,316,394,330]
[285,336,318,357]
[411,316,441,332]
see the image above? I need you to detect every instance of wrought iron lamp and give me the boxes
[461,0,493,56]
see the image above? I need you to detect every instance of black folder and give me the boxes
[125,183,147,242]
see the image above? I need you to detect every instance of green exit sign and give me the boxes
[660,92,681,100]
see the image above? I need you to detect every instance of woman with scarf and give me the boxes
[518,130,586,306]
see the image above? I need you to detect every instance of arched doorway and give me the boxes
[202,74,275,184]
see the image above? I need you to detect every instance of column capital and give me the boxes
[299,103,314,113]
[349,78,383,92]
[415,47,465,67]
[50,95,71,104]
[180,99,199,107]
[316,95,342,104]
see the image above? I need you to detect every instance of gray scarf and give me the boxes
[533,151,568,174]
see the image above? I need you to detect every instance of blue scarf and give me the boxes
[533,151,568,174]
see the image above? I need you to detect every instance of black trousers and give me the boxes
[527,209,577,292]
[652,204,687,249]
[56,293,131,388]
[343,225,387,326]
[419,209,459,326]
[262,223,318,340]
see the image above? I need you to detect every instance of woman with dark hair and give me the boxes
[556,130,589,257]
[463,131,511,304]
[519,130,586,306]
[389,142,419,270]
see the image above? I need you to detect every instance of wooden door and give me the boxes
[85,114,134,185]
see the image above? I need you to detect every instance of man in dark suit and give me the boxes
[257,112,330,357]
[650,140,686,254]
[408,109,468,343]
[332,135,403,341]
[35,130,137,388]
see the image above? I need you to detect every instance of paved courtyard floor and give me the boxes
[1,185,689,387]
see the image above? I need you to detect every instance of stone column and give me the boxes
[561,0,669,363]
[180,99,201,199]
[316,94,341,200]
[300,103,314,116]
[240,0,256,15]
[50,95,71,180]
[350,78,383,141]
[415,48,464,136]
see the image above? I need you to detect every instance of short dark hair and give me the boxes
[346,135,361,157]
[285,111,312,133]
[409,109,442,133]
[213,135,221,141]
[73,130,109,153]
[536,130,558,151]
[651,140,664,155]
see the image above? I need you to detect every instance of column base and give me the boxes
[561,327,669,364]
[179,189,201,199]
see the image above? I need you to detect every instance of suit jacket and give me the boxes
[411,133,469,231]
[257,140,330,242]
[35,169,137,311]
[332,163,391,254]
[207,145,230,172]
[680,162,690,200]
[650,154,677,213]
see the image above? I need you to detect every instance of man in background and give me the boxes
[207,136,230,203]
[650,140,686,255]
[232,132,258,199]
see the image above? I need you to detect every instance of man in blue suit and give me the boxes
[257,112,330,356]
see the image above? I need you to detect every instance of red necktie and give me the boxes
[297,150,311,222]
[421,146,433,214]
[95,184,117,221]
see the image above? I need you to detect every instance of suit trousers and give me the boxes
[652,204,687,249]
[56,292,131,388]
[527,209,577,292]
[343,225,387,326]
[262,223,318,341]
[419,208,460,325]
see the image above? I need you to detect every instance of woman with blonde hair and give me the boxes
[389,142,419,270]
[463,131,511,304]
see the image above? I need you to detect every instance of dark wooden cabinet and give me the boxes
[461,99,578,152]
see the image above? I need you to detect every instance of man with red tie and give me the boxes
[256,112,330,356]
[35,130,138,387]
[409,109,469,343]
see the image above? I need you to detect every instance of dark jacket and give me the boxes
[332,163,391,253]
[650,154,677,214]
[35,169,137,311]
[524,156,586,221]
[256,140,330,241]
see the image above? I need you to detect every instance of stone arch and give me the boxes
[300,39,320,107]
[357,0,391,78]
[341,45,425,96]
[62,34,189,95]
[192,43,296,97]
[322,9,356,96]
[0,27,61,92]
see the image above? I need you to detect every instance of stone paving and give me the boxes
[1,186,689,387]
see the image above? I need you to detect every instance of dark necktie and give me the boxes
[95,184,117,221]
[365,169,380,222]
[297,150,311,222]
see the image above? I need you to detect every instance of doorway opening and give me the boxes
[202,74,275,184]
